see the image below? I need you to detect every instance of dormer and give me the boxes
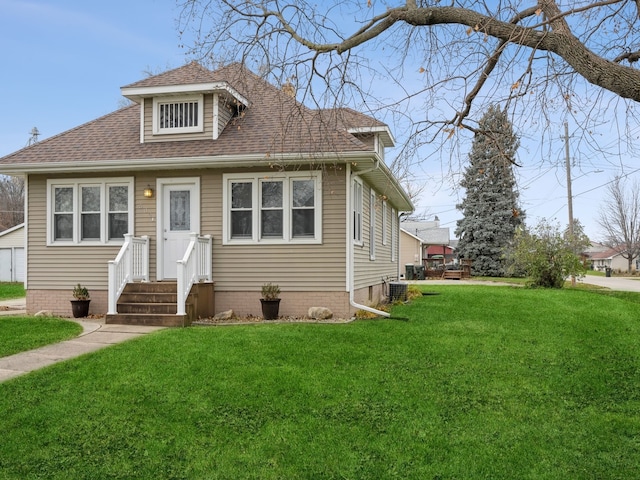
[120,62,248,144]
[347,126,395,161]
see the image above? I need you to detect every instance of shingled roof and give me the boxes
[0,63,377,167]
[0,62,413,210]
[122,61,220,89]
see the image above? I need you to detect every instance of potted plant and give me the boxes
[260,283,281,320]
[71,283,91,318]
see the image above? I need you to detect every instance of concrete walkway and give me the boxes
[0,303,164,382]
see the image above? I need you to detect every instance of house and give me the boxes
[424,245,456,265]
[400,219,452,267]
[0,223,24,282]
[400,228,423,277]
[590,246,636,273]
[0,62,413,323]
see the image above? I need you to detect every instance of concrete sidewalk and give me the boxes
[0,312,164,383]
[0,297,26,316]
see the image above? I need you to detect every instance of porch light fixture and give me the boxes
[143,185,154,198]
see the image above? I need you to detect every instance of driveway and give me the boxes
[579,275,640,292]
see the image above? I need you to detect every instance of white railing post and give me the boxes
[107,260,117,315]
[177,260,187,316]
[176,233,213,317]
[107,234,149,315]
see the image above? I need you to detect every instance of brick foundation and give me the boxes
[26,284,389,320]
[215,290,355,319]
[27,289,108,318]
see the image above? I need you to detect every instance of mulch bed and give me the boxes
[192,315,353,326]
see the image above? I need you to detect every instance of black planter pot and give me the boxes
[260,299,280,320]
[71,299,91,318]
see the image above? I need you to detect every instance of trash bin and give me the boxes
[606,267,612,277]
[405,264,414,280]
[415,265,425,280]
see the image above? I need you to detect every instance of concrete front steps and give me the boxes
[105,281,215,327]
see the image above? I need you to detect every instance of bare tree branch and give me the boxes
[598,176,640,271]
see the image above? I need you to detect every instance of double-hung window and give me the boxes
[224,172,321,244]
[153,95,204,135]
[391,207,397,262]
[352,178,363,245]
[369,190,376,260]
[382,200,388,246]
[48,178,133,245]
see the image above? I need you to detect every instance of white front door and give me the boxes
[158,178,200,279]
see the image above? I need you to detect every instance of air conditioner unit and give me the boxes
[389,282,408,302]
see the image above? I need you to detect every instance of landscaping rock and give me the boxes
[308,307,333,320]
[213,310,234,321]
[35,310,53,317]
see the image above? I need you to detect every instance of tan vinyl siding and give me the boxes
[27,175,123,291]
[211,168,347,293]
[29,168,348,293]
[353,182,398,289]
[143,94,214,142]
[353,133,375,150]
[400,230,422,267]
[134,175,158,278]
[217,96,236,135]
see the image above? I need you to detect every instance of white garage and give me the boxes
[0,224,24,282]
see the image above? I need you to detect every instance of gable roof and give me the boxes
[590,246,630,260]
[0,63,413,211]
[400,228,423,244]
[121,61,249,107]
[122,61,219,89]
[401,221,451,245]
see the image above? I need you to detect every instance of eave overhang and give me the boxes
[347,126,395,147]
[2,151,413,212]
[121,81,249,107]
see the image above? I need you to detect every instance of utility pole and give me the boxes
[564,122,576,286]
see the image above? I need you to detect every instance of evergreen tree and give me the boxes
[455,105,524,277]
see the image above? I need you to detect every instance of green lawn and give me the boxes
[0,316,83,358]
[0,282,25,300]
[0,286,639,479]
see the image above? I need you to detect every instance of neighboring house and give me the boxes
[590,247,636,272]
[0,223,24,282]
[400,228,423,268]
[0,62,413,321]
[424,245,456,265]
[401,219,452,266]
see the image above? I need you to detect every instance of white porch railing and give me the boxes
[176,233,213,316]
[107,234,149,315]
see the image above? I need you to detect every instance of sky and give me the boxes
[0,0,636,241]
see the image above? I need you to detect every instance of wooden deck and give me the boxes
[442,270,464,280]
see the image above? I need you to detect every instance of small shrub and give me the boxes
[261,283,280,300]
[406,284,422,301]
[72,284,90,300]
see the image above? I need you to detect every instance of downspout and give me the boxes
[347,160,391,318]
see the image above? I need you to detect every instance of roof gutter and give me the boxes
[347,160,391,318]
[0,151,372,175]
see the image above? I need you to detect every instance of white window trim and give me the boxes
[382,200,388,246]
[369,190,376,261]
[391,207,397,262]
[152,94,204,135]
[353,178,363,246]
[222,171,322,245]
[46,177,134,246]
